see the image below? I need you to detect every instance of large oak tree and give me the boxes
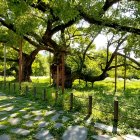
[0,0,139,87]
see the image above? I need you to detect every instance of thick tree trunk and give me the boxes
[16,48,44,82]
[50,52,72,88]
[16,66,32,82]
[15,48,40,82]
[21,62,32,82]
[50,51,110,88]
[51,63,72,88]
[16,55,33,82]
[72,71,109,84]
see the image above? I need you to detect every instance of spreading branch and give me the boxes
[117,52,140,67]
[103,0,120,11]
[129,64,140,70]
[24,0,140,36]
[104,36,127,72]
[108,64,124,70]
[51,19,76,35]
[79,9,140,35]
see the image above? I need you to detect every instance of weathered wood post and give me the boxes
[0,82,2,90]
[113,99,119,133]
[13,83,16,94]
[70,93,73,111]
[3,82,6,92]
[56,64,59,89]
[124,51,127,92]
[19,38,23,85]
[86,81,88,87]
[114,100,118,122]
[79,79,80,84]
[25,85,28,96]
[19,83,21,91]
[33,87,36,99]
[3,43,6,90]
[92,82,93,88]
[88,96,92,116]
[43,88,46,100]
[55,90,58,103]
[61,52,65,94]
[8,82,10,94]
[49,52,52,85]
[115,54,117,93]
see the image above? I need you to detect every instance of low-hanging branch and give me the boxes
[79,10,140,35]
[107,64,125,70]
[117,52,140,67]
[108,63,140,70]
[128,64,140,70]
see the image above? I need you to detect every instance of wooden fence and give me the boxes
[69,93,118,122]
[0,82,139,133]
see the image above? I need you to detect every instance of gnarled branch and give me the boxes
[117,52,140,67]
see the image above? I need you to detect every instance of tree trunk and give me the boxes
[15,55,33,82]
[50,51,110,88]
[21,61,32,82]
[16,48,45,82]
[50,52,72,88]
[15,51,38,82]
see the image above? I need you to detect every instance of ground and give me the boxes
[0,92,139,140]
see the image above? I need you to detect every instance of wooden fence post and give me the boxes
[85,81,88,87]
[13,83,16,94]
[33,87,36,99]
[8,82,10,94]
[19,83,21,91]
[56,65,59,89]
[115,54,118,93]
[55,90,58,103]
[92,82,93,88]
[4,82,6,91]
[70,93,73,111]
[25,85,28,96]
[3,43,6,90]
[61,52,65,94]
[124,51,127,92]
[88,96,92,116]
[114,100,118,122]
[43,88,46,100]
[0,83,1,90]
[2,82,4,91]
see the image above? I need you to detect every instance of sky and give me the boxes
[94,34,107,50]
[39,34,108,55]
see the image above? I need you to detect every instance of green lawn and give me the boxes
[0,76,139,135]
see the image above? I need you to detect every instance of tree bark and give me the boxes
[50,51,72,88]
[19,39,23,83]
[15,48,45,82]
[15,54,33,82]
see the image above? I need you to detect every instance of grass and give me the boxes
[0,76,140,136]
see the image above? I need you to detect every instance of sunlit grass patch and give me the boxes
[0,76,139,136]
[0,76,15,82]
